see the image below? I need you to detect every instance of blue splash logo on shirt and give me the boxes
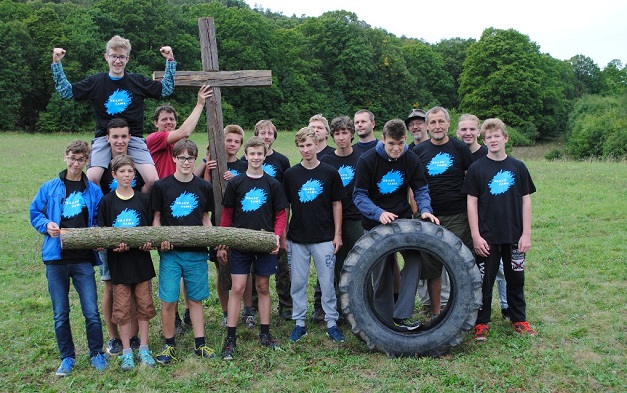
[62,191,86,218]
[298,179,323,203]
[230,168,241,177]
[105,89,132,115]
[241,187,267,212]
[378,170,404,194]
[263,164,277,178]
[170,191,199,218]
[337,165,355,187]
[427,152,453,176]
[489,170,515,195]
[108,177,137,192]
[113,208,140,227]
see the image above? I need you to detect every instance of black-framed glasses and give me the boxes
[108,54,129,61]
[66,156,87,165]
[175,156,196,163]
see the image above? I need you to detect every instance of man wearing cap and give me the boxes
[405,109,429,147]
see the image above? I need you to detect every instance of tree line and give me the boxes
[1,0,625,158]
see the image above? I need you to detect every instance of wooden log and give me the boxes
[60,226,276,253]
[152,70,272,87]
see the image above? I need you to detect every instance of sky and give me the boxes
[244,0,626,69]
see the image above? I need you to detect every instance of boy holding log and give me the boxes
[151,139,215,363]
[98,155,157,370]
[29,140,108,376]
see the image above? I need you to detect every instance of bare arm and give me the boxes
[332,200,343,254]
[166,85,212,145]
[518,194,532,253]
[468,195,489,257]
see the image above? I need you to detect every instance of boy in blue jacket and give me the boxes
[29,140,108,376]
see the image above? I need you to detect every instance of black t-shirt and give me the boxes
[320,150,362,221]
[151,174,214,252]
[226,159,248,178]
[100,162,145,195]
[283,162,344,243]
[462,156,536,244]
[317,145,335,159]
[472,145,488,161]
[412,138,474,216]
[354,148,428,230]
[223,173,288,232]
[98,191,155,284]
[60,178,92,262]
[242,150,291,183]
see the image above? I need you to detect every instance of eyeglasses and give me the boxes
[108,54,129,61]
[67,156,87,165]
[175,156,196,163]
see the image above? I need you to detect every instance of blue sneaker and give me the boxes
[288,325,307,342]
[138,349,156,367]
[55,357,75,377]
[326,325,346,343]
[91,353,109,371]
[119,353,135,371]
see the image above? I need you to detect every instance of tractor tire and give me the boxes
[338,219,482,357]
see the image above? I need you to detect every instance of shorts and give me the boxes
[112,280,156,324]
[98,250,111,281]
[158,250,209,302]
[90,136,155,168]
[230,249,278,276]
[421,212,472,280]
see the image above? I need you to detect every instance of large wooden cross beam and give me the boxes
[153,17,272,223]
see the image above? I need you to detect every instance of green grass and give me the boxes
[0,132,625,392]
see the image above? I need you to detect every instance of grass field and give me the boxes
[0,131,625,392]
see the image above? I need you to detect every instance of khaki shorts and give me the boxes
[112,280,156,325]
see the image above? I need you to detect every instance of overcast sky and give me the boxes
[244,0,626,69]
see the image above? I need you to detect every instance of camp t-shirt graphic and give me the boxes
[262,163,277,178]
[337,165,356,187]
[113,208,141,227]
[377,169,404,194]
[298,179,323,202]
[105,89,132,115]
[241,187,268,212]
[170,191,200,218]
[426,152,453,176]
[488,170,516,195]
[62,191,86,218]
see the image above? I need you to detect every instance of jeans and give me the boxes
[46,262,103,359]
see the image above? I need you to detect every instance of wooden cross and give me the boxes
[153,17,272,223]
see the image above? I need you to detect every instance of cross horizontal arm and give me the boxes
[153,70,272,87]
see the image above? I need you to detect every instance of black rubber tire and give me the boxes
[338,219,482,357]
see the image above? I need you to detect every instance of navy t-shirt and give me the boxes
[320,150,362,221]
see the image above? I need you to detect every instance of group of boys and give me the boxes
[31,34,536,376]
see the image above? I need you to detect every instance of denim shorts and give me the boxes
[158,250,209,302]
[230,250,278,276]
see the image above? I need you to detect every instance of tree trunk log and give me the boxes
[60,226,276,253]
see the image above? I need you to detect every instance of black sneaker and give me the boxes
[129,336,141,351]
[194,344,215,358]
[393,317,422,331]
[310,309,325,324]
[106,338,123,356]
[174,313,184,336]
[221,336,236,361]
[155,344,177,365]
[183,309,193,328]
[501,308,510,320]
[259,332,280,350]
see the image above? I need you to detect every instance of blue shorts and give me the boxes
[90,136,154,168]
[230,250,278,276]
[158,250,209,302]
[98,250,111,281]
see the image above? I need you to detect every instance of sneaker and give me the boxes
[138,349,156,367]
[106,338,123,356]
[221,336,236,360]
[393,317,422,331]
[512,321,536,336]
[55,357,75,377]
[183,309,193,328]
[119,353,135,371]
[90,353,109,371]
[259,332,280,350]
[155,344,177,365]
[288,325,308,342]
[310,309,325,324]
[194,344,215,358]
[220,316,228,328]
[129,336,141,351]
[326,326,346,343]
[278,306,292,320]
[242,313,257,329]
[501,308,510,320]
[174,314,184,336]
[474,323,489,341]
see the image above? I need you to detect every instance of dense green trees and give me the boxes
[1,0,625,158]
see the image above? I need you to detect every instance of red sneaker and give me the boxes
[512,321,537,336]
[474,323,489,341]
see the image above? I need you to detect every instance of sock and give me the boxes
[194,336,205,348]
[139,344,149,352]
[122,348,133,356]
[165,336,176,347]
[243,306,253,316]
[227,326,236,338]
[260,324,270,335]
